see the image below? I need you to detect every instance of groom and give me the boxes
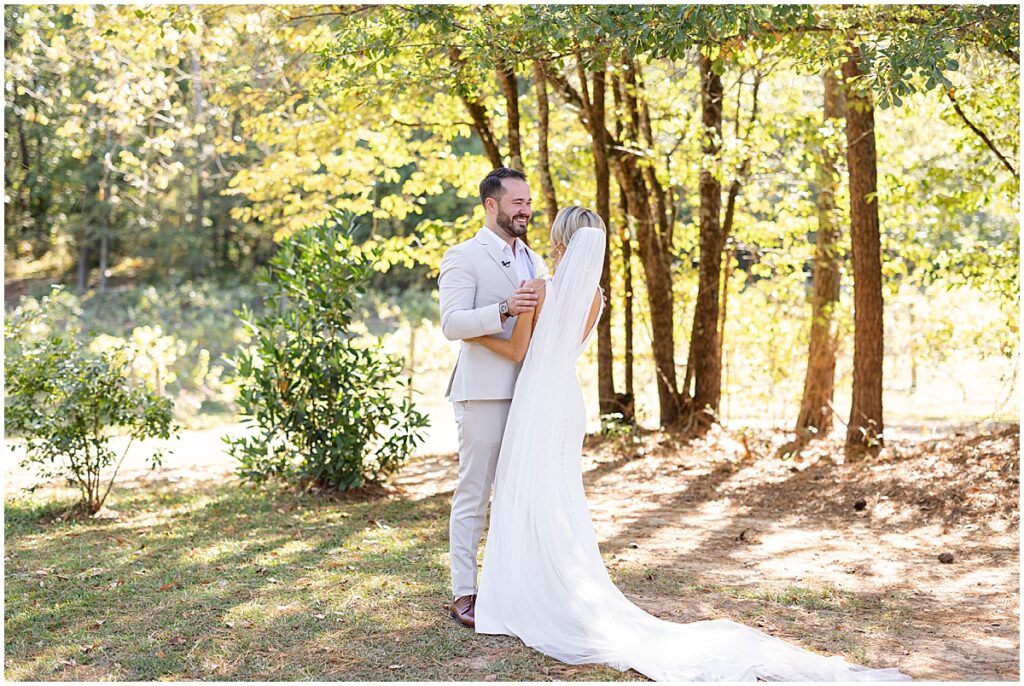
[438,167,548,628]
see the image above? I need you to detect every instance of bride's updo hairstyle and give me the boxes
[550,206,606,250]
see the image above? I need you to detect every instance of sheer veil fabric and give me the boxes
[474,227,911,682]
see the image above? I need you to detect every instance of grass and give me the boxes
[4,450,932,681]
[730,584,854,612]
[5,479,650,681]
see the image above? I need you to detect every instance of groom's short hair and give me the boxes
[480,167,527,206]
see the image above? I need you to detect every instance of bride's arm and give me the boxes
[579,286,604,344]
[529,278,547,335]
[466,306,535,362]
[466,278,546,362]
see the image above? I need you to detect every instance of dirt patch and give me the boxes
[400,424,1020,681]
[9,423,1016,680]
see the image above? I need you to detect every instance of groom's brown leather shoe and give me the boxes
[449,594,476,628]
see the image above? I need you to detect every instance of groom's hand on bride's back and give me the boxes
[507,279,544,316]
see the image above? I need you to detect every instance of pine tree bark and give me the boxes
[686,54,725,426]
[621,197,636,414]
[794,69,845,441]
[533,61,558,227]
[632,65,675,309]
[842,46,884,459]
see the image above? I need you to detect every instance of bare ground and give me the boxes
[393,424,1020,681]
[6,423,1018,680]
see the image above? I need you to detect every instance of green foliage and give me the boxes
[4,286,178,513]
[600,412,637,440]
[224,212,429,491]
[5,3,1018,433]
[6,278,263,425]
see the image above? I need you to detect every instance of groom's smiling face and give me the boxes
[490,178,532,240]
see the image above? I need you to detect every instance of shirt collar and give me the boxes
[486,226,526,257]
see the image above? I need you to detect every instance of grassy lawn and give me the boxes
[6,423,1017,680]
[4,479,645,681]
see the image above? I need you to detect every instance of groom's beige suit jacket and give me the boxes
[439,227,548,402]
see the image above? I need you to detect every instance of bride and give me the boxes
[463,206,911,682]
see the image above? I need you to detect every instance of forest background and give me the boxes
[5,3,1018,451]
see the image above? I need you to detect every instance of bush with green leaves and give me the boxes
[224,213,429,491]
[4,286,178,514]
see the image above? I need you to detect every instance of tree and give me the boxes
[791,69,845,447]
[841,43,885,459]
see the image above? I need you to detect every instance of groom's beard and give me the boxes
[496,207,530,239]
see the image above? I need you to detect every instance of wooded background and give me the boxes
[5,4,1019,456]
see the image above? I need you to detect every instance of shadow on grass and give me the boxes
[4,479,639,681]
[8,427,1017,680]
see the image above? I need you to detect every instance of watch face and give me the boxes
[500,301,509,315]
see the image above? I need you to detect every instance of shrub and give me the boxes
[223,212,429,491]
[7,279,256,427]
[4,286,178,514]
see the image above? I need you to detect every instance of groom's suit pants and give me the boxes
[450,398,511,597]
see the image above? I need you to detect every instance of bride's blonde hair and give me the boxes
[550,206,606,249]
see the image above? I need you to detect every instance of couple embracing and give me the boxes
[436,168,910,682]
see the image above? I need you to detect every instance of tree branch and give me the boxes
[945,88,1019,179]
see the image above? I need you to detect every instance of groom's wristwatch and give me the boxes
[499,299,511,322]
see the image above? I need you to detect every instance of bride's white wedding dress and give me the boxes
[474,227,910,682]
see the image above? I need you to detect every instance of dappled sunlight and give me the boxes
[5,475,462,679]
[3,1,1017,681]
[6,424,1018,680]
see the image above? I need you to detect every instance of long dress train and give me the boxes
[474,227,910,682]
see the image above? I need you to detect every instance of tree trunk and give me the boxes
[77,144,100,292]
[686,54,725,427]
[550,62,679,425]
[611,67,681,427]
[715,71,761,385]
[533,61,558,227]
[613,80,636,422]
[621,192,635,413]
[842,45,884,459]
[407,324,417,404]
[718,239,733,398]
[579,58,617,416]
[632,65,675,312]
[98,233,109,294]
[77,240,89,291]
[496,58,523,170]
[794,69,845,441]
